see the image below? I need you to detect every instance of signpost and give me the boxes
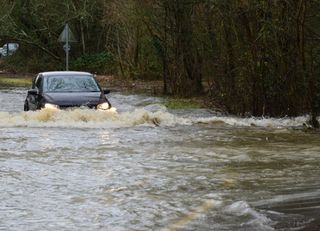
[59,24,76,71]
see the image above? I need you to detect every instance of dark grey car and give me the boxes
[24,71,111,111]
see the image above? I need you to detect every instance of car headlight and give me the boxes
[44,103,60,110]
[97,102,110,110]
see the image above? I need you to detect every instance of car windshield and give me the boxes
[45,75,100,92]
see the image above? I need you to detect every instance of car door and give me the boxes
[28,75,43,110]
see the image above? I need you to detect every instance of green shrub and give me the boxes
[71,52,114,74]
[0,49,62,73]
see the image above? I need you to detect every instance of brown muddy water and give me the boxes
[0,88,320,230]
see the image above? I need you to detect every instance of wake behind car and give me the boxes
[24,71,111,111]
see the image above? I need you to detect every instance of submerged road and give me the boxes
[0,88,320,230]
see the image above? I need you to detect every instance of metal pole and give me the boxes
[66,23,69,71]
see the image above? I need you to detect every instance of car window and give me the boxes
[32,75,38,88]
[35,76,43,90]
[45,75,100,92]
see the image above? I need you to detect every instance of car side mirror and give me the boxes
[103,89,110,94]
[28,89,39,95]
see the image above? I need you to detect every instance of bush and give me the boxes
[0,49,63,73]
[71,52,114,74]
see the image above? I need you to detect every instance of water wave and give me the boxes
[193,115,313,128]
[224,201,274,230]
[0,107,316,129]
[0,107,180,128]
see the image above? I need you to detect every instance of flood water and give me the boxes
[0,88,320,231]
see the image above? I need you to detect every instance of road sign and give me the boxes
[59,24,76,71]
[58,24,76,43]
[63,44,71,52]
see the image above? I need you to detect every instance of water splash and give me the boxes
[0,107,179,128]
[0,106,316,129]
[224,201,274,230]
[193,115,312,128]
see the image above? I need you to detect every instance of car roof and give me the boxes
[40,71,93,77]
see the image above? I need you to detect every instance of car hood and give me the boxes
[43,92,105,107]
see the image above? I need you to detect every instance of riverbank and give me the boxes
[95,75,163,95]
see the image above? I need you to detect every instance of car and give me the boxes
[1,43,19,57]
[24,71,112,111]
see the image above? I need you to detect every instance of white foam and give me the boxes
[0,107,316,129]
[0,107,185,128]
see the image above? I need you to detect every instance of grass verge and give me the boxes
[0,76,32,88]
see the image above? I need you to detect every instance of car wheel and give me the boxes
[24,101,29,111]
